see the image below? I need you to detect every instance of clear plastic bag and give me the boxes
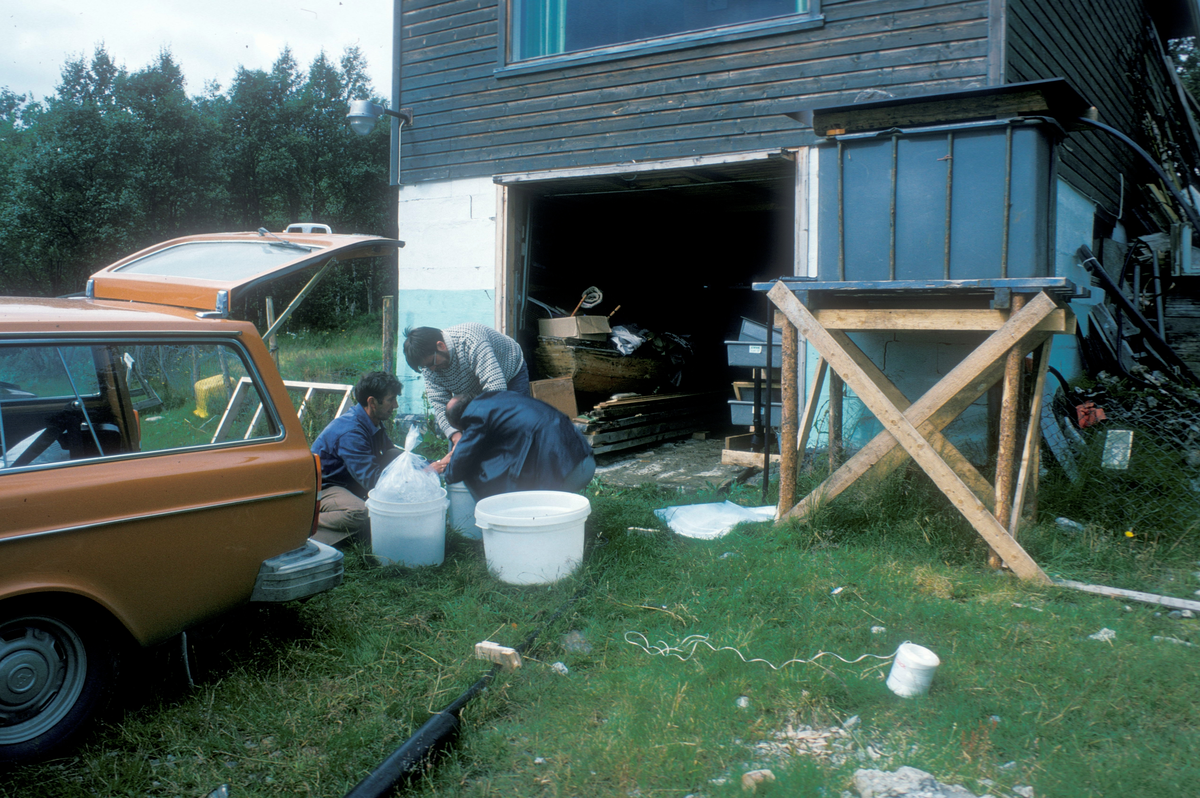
[610,324,646,355]
[372,425,443,503]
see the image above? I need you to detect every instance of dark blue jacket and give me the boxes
[445,391,591,499]
[311,403,395,498]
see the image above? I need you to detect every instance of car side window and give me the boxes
[0,341,280,470]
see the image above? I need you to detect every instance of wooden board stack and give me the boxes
[576,391,725,455]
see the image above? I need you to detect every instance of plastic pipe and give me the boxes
[342,587,589,798]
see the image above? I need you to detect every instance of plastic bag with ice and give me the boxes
[372,424,444,502]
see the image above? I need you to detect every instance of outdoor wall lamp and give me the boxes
[346,100,413,135]
[346,100,414,185]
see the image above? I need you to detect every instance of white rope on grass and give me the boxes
[623,631,899,671]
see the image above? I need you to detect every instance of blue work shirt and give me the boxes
[445,391,591,500]
[311,403,395,498]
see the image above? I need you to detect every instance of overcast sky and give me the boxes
[2,1,394,101]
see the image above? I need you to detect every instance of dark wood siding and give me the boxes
[1006,0,1182,224]
[400,0,991,183]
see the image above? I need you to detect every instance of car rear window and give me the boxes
[112,241,315,282]
[0,340,281,470]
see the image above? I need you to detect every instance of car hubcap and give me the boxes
[0,618,87,744]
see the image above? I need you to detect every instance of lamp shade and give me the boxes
[346,100,381,136]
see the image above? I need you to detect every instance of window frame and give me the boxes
[496,0,824,76]
[0,333,286,475]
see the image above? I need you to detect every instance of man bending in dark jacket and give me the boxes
[432,391,594,500]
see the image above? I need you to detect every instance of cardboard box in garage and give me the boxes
[538,315,611,341]
[530,377,578,419]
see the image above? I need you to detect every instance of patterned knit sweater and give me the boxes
[422,323,525,437]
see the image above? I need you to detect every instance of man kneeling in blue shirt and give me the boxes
[310,371,402,547]
[432,391,595,501]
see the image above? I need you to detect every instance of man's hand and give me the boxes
[425,432,458,475]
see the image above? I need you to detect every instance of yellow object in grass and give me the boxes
[194,374,229,418]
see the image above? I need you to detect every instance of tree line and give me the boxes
[0,46,394,328]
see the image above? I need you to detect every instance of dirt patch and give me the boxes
[593,435,764,492]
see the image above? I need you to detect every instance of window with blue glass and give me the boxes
[511,0,811,61]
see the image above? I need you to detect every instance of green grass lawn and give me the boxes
[7,475,1198,798]
[5,319,1198,798]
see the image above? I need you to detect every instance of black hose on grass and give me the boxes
[342,585,590,798]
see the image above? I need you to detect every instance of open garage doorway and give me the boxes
[495,151,805,454]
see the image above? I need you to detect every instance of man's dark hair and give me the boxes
[355,371,402,407]
[402,326,444,371]
[445,394,473,430]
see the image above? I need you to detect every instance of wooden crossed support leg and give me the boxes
[767,282,1063,584]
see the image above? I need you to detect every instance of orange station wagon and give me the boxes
[0,229,402,762]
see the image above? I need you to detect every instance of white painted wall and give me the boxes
[393,176,500,417]
[396,176,498,291]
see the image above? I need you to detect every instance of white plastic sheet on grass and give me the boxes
[653,501,776,540]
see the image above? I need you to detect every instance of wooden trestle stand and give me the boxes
[761,278,1080,584]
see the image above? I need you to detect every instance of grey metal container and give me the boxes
[816,118,1058,282]
[728,400,782,428]
[726,340,781,367]
[737,317,781,342]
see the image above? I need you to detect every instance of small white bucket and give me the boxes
[886,642,940,697]
[473,491,591,585]
[447,482,482,540]
[366,488,448,567]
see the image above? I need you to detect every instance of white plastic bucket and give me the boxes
[473,491,591,585]
[886,642,940,697]
[447,482,482,540]
[366,488,448,567]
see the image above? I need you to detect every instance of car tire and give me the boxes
[0,601,116,763]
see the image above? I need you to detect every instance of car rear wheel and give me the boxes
[0,604,114,763]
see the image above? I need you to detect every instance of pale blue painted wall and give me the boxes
[798,330,995,459]
[1051,179,1105,382]
[395,289,495,417]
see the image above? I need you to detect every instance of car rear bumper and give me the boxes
[250,540,344,602]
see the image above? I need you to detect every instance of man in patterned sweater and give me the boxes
[402,323,529,467]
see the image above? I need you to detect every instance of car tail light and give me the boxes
[310,453,322,537]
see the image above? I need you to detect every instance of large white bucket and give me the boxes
[886,642,940,697]
[366,488,448,567]
[473,491,591,585]
[447,482,482,540]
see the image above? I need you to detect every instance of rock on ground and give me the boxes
[853,766,981,798]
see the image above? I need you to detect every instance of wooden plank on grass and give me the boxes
[1055,579,1200,612]
[722,449,782,467]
